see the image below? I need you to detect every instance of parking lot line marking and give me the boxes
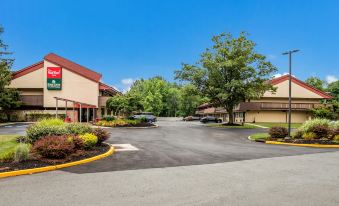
[111,144,139,152]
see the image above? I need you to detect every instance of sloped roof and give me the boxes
[12,53,103,83]
[12,61,44,79]
[44,53,102,82]
[269,74,332,99]
[99,82,121,95]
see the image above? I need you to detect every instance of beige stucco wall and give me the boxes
[250,98,320,103]
[263,80,324,99]
[43,60,99,108]
[19,90,44,95]
[245,111,310,123]
[9,68,44,88]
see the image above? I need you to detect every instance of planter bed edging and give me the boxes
[0,145,114,179]
[265,141,339,148]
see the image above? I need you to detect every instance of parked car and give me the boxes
[200,116,222,123]
[129,112,157,122]
[183,116,200,121]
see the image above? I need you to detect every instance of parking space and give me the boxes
[62,119,335,173]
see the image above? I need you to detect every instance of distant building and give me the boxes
[196,75,332,123]
[8,53,120,122]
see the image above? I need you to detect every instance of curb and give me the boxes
[0,145,114,179]
[265,141,339,148]
[245,123,269,129]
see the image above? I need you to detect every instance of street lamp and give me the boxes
[282,49,299,138]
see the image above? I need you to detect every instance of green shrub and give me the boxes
[33,136,75,159]
[38,118,65,126]
[268,126,288,139]
[92,128,110,145]
[292,130,303,139]
[14,144,30,162]
[300,119,332,133]
[67,135,85,150]
[334,134,339,141]
[302,132,317,140]
[26,124,67,143]
[26,113,66,122]
[0,150,14,162]
[102,115,115,121]
[65,123,92,135]
[78,133,98,149]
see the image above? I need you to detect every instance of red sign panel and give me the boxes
[47,67,62,78]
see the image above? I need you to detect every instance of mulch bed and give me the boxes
[0,144,110,173]
[271,139,339,145]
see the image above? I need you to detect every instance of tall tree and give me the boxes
[0,26,21,121]
[175,32,277,124]
[178,84,208,117]
[305,76,326,91]
[327,80,339,102]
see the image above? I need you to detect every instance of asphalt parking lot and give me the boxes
[1,119,339,206]
[61,119,334,173]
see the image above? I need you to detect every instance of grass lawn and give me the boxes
[0,135,20,161]
[249,133,269,140]
[252,122,302,129]
[206,123,260,129]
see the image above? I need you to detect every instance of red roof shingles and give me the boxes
[12,61,44,79]
[44,53,102,82]
[270,74,332,99]
[99,82,121,95]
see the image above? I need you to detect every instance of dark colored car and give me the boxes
[129,112,157,122]
[183,116,200,121]
[200,116,222,123]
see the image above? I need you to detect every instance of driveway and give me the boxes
[1,119,339,206]
[63,119,334,173]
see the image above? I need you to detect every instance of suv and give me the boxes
[200,116,222,123]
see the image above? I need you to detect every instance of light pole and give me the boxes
[282,49,299,138]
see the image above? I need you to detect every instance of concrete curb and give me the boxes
[245,123,269,129]
[0,145,114,179]
[265,141,339,148]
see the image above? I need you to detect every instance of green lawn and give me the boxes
[0,135,20,161]
[252,122,302,129]
[249,133,269,140]
[206,123,259,129]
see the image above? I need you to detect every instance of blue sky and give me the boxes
[1,0,338,91]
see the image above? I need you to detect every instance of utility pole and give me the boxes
[282,49,299,138]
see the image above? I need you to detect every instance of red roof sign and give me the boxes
[47,67,62,78]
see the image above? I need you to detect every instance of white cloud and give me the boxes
[326,75,338,84]
[272,72,289,78]
[120,78,136,93]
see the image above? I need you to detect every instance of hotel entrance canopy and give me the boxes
[54,97,97,122]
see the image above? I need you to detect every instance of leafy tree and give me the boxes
[178,84,208,117]
[0,26,21,121]
[327,80,339,102]
[305,76,326,91]
[175,32,277,124]
[311,102,339,120]
[106,95,127,116]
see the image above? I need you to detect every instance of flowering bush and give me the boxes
[78,133,98,149]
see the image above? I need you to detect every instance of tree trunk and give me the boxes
[227,107,234,125]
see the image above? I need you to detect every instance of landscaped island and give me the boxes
[251,119,339,145]
[0,118,111,172]
[95,116,156,128]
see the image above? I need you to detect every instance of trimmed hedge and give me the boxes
[92,128,110,145]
